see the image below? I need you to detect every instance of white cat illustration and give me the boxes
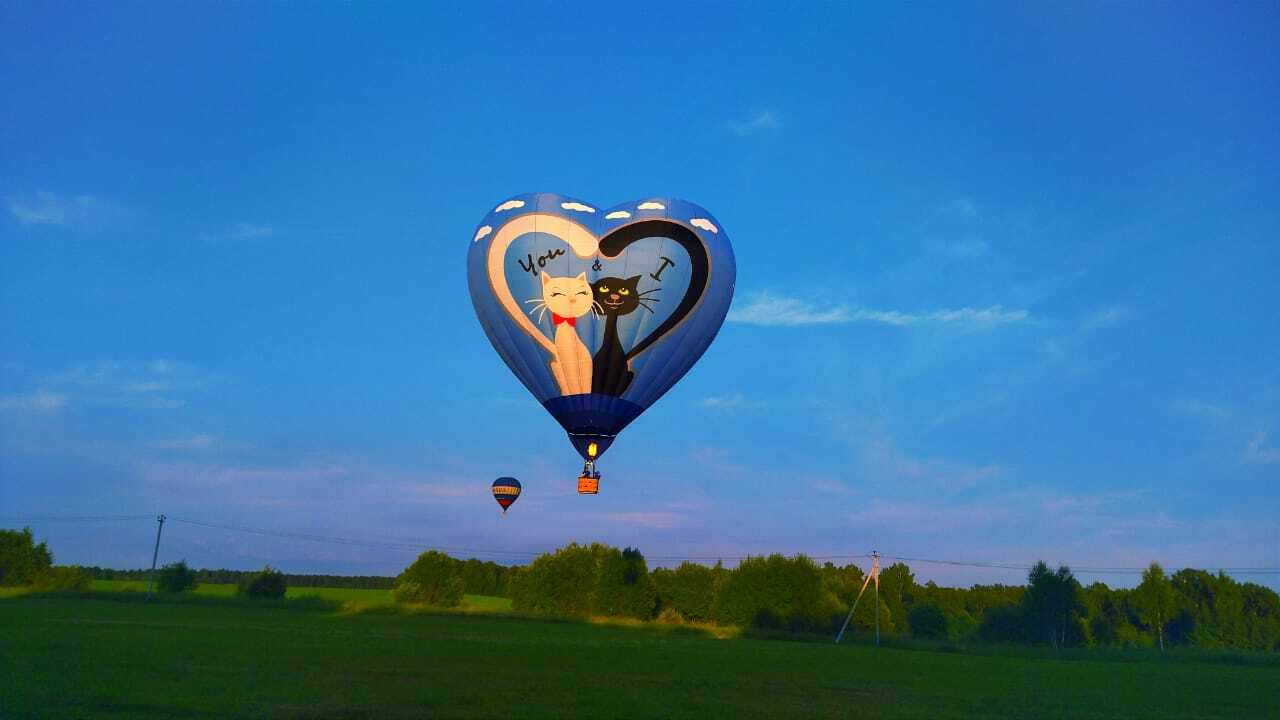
[525,271,596,396]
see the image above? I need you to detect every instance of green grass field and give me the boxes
[2,592,1277,719]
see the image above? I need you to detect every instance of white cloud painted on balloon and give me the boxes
[690,218,718,233]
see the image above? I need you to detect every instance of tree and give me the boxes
[394,551,465,607]
[1021,562,1086,648]
[157,560,198,594]
[660,562,717,622]
[509,543,604,617]
[877,563,915,635]
[908,600,949,640]
[1132,563,1175,651]
[713,554,841,632]
[594,547,657,619]
[0,528,53,586]
[237,566,286,599]
[977,603,1025,644]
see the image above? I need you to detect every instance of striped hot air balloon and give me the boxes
[491,477,521,514]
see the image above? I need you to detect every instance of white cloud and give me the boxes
[690,218,718,233]
[1172,398,1231,422]
[6,191,127,231]
[0,390,68,413]
[698,392,760,412]
[206,223,277,243]
[474,225,492,242]
[151,434,218,451]
[727,292,851,326]
[1245,432,1280,465]
[943,238,989,258]
[605,211,631,220]
[1081,304,1134,331]
[560,202,595,213]
[849,499,1014,532]
[810,477,857,496]
[590,511,685,530]
[138,460,350,489]
[731,110,783,136]
[637,201,666,211]
[44,359,212,409]
[728,291,1029,328]
[494,199,526,213]
[397,481,474,502]
[949,198,980,219]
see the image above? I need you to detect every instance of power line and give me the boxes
[167,517,542,558]
[4,513,1278,575]
[0,514,154,522]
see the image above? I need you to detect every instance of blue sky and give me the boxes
[2,2,1277,588]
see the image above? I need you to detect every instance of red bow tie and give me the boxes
[552,314,576,328]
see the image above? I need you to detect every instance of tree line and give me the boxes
[82,565,399,590]
[394,542,1279,653]
[5,527,1276,652]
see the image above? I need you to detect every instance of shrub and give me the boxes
[237,566,287,599]
[157,560,198,594]
[656,606,685,625]
[394,551,464,607]
[0,528,53,586]
[33,565,90,592]
[908,601,949,640]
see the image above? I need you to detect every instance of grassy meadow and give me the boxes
[2,589,1278,719]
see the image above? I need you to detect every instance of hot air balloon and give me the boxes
[468,193,736,492]
[491,477,522,514]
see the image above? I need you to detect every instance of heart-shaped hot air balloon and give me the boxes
[468,193,736,491]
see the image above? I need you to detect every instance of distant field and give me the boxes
[88,580,512,611]
[2,594,1276,719]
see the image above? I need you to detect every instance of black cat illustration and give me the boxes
[590,275,659,396]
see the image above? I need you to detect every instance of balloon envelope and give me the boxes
[491,477,521,512]
[468,194,735,461]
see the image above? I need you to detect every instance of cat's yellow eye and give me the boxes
[598,286,609,293]
[619,288,630,295]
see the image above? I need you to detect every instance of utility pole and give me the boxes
[834,551,881,645]
[873,551,880,647]
[145,514,166,599]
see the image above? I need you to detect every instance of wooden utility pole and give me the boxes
[834,551,881,645]
[145,514,166,599]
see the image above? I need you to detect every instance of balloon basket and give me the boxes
[577,475,599,495]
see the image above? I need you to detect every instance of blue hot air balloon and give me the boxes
[468,193,736,492]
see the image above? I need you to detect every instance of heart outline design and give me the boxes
[483,213,712,375]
